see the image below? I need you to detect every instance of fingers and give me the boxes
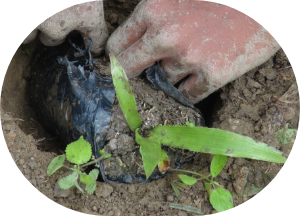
[160,59,209,104]
[23,2,108,55]
[115,33,166,78]
[106,0,147,56]
[177,72,212,104]
[23,29,38,44]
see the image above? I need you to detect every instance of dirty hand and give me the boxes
[106,0,280,104]
[23,1,108,56]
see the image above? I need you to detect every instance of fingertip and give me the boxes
[106,0,147,56]
[23,29,38,44]
[39,32,65,46]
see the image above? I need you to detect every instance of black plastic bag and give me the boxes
[29,36,204,183]
[30,37,115,181]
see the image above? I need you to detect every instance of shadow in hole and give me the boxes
[173,75,223,127]
[195,90,223,127]
[21,33,86,155]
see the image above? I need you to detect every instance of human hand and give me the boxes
[23,1,108,56]
[106,0,280,104]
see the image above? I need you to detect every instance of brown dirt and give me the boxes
[1,1,299,216]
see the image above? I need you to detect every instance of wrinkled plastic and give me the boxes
[30,37,115,181]
[29,37,202,183]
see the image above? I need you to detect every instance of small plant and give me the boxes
[109,54,289,212]
[109,54,286,176]
[47,136,111,195]
[274,123,297,145]
[172,154,233,212]
[185,121,195,127]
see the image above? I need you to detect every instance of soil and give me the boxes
[101,72,204,182]
[1,1,298,215]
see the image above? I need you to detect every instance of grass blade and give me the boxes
[171,183,181,201]
[135,129,161,179]
[151,126,286,163]
[109,53,142,131]
[169,203,204,215]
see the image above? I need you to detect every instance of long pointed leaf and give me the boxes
[135,129,161,179]
[151,126,286,163]
[110,53,142,131]
[211,155,228,178]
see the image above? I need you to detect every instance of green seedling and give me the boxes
[274,123,297,145]
[185,121,195,127]
[109,54,287,178]
[173,154,233,213]
[99,149,112,160]
[47,136,111,195]
[110,53,142,131]
[109,55,289,211]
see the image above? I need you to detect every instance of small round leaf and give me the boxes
[178,174,197,185]
[210,188,233,212]
[211,154,228,178]
[66,136,92,165]
[47,155,65,176]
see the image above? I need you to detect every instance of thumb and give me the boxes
[106,0,147,56]
[107,0,167,77]
[115,32,166,78]
[28,2,108,55]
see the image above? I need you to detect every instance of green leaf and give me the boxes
[151,126,287,163]
[169,203,204,215]
[110,53,142,132]
[47,155,65,176]
[274,123,297,145]
[65,136,92,165]
[178,174,197,186]
[89,169,99,181]
[99,149,105,156]
[210,188,233,212]
[85,183,96,195]
[211,154,228,178]
[205,182,211,195]
[84,169,99,195]
[213,181,219,186]
[80,173,96,184]
[135,129,161,179]
[103,154,111,160]
[186,121,195,127]
[58,172,78,190]
[175,181,187,189]
[158,149,171,174]
[99,150,112,160]
[171,183,181,200]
